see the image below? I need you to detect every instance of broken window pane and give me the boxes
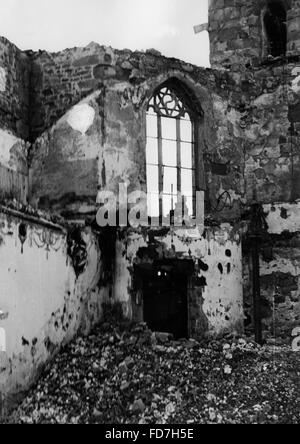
[163,167,177,195]
[162,140,177,167]
[180,118,192,142]
[181,169,193,197]
[147,165,159,193]
[147,114,158,138]
[181,142,193,169]
[146,138,158,165]
[161,117,177,140]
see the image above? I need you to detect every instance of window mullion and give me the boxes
[157,115,163,217]
[192,120,197,216]
[176,118,181,195]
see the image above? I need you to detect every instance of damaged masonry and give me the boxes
[0,0,300,415]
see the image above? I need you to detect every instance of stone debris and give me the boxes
[4,321,300,425]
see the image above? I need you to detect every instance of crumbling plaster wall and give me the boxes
[0,211,110,404]
[30,92,102,217]
[114,225,244,339]
[244,202,300,340]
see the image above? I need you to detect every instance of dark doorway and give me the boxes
[141,260,191,339]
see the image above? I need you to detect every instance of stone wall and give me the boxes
[288,1,300,55]
[207,0,300,341]
[29,44,245,223]
[211,59,300,206]
[29,44,213,141]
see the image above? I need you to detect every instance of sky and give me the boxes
[0,0,210,67]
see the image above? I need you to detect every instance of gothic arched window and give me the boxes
[146,82,199,220]
[264,1,287,57]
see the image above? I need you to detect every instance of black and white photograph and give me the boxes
[0,0,299,427]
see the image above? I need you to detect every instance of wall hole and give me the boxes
[199,259,209,272]
[18,223,27,253]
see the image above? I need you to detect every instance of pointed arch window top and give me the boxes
[148,86,190,119]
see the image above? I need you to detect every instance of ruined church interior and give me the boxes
[0,0,300,419]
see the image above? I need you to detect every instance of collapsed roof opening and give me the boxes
[264,1,287,57]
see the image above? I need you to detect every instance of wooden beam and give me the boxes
[194,23,208,34]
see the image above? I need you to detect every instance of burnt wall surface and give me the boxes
[114,225,244,340]
[0,210,112,407]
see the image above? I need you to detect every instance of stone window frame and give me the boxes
[144,78,204,221]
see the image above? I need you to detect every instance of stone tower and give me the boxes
[207,0,300,341]
[208,0,300,69]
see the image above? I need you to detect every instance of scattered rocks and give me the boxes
[155,332,173,344]
[4,321,300,424]
[131,399,146,414]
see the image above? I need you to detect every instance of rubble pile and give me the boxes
[6,321,300,424]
